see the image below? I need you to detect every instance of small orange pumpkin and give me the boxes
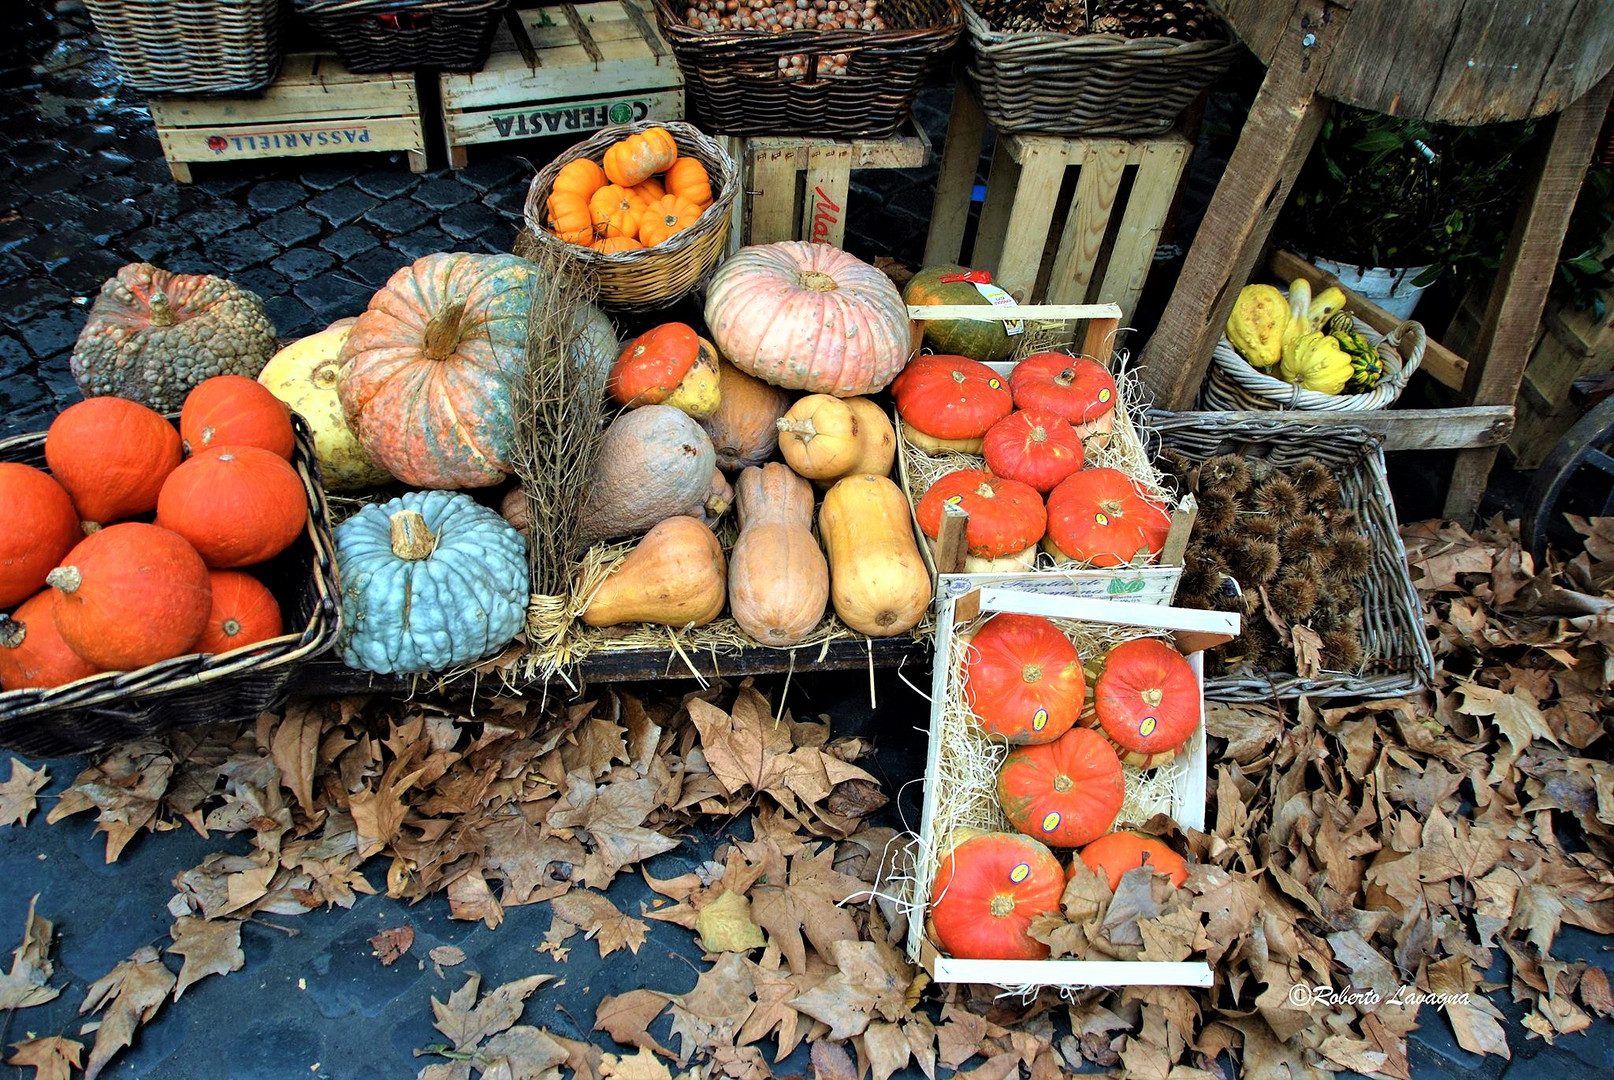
[997,727,1124,848]
[981,409,1085,493]
[892,354,1014,452]
[1094,637,1199,767]
[631,177,666,203]
[1077,831,1190,890]
[547,189,597,245]
[930,830,1065,960]
[1044,467,1171,568]
[602,127,678,188]
[962,613,1085,745]
[195,570,283,653]
[44,397,182,528]
[588,184,646,239]
[592,235,644,254]
[0,464,81,607]
[181,374,295,459]
[607,323,722,417]
[664,157,712,207]
[916,468,1046,560]
[156,446,306,568]
[0,590,101,690]
[553,158,607,200]
[639,194,703,247]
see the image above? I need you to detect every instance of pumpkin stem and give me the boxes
[1100,499,1125,517]
[989,894,1015,918]
[951,370,966,384]
[1055,368,1076,387]
[975,482,996,499]
[776,417,819,440]
[422,302,468,362]
[1029,425,1047,443]
[46,566,82,594]
[312,361,341,391]
[1021,663,1042,684]
[1053,773,1073,793]
[221,618,242,638]
[389,510,438,561]
[1141,688,1164,708]
[798,270,839,292]
[148,290,177,328]
[81,521,101,536]
[0,616,25,651]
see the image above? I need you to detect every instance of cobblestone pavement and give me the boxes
[1,6,1610,1080]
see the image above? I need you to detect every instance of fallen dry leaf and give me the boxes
[593,989,673,1059]
[430,945,466,970]
[430,973,553,1053]
[80,945,176,1080]
[600,1046,673,1080]
[6,1036,83,1080]
[693,888,766,954]
[167,916,244,999]
[0,895,59,1011]
[370,924,416,967]
[550,891,648,960]
[0,759,48,827]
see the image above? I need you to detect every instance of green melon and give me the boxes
[903,264,1017,362]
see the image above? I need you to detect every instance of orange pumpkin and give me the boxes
[638,194,703,247]
[47,523,211,670]
[0,464,81,607]
[1077,831,1190,890]
[631,177,666,203]
[1044,467,1171,568]
[892,354,1013,451]
[592,235,644,254]
[180,374,295,459]
[156,446,306,568]
[664,157,712,206]
[1094,637,1199,767]
[982,409,1084,493]
[195,570,283,653]
[588,184,646,239]
[607,323,722,417]
[44,397,182,527]
[929,830,1065,960]
[997,727,1124,848]
[916,469,1046,559]
[1010,353,1118,427]
[603,126,678,188]
[0,590,101,690]
[547,190,597,245]
[963,613,1084,744]
[554,158,607,200]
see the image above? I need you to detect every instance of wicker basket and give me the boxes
[1200,312,1428,412]
[292,0,510,73]
[961,2,1241,136]
[0,416,342,757]
[1145,411,1433,702]
[651,0,962,137]
[85,0,283,94]
[520,121,738,313]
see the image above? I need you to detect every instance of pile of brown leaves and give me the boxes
[1,517,1611,1080]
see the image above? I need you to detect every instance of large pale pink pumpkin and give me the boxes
[703,242,914,396]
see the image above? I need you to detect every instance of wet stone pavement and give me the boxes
[2,5,1613,1080]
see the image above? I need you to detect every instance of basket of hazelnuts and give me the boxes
[651,0,962,137]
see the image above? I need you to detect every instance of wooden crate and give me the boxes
[728,122,932,250]
[438,1,683,169]
[924,79,1191,318]
[148,54,425,184]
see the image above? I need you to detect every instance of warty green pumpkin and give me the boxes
[334,490,528,674]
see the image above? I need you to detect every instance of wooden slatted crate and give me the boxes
[924,78,1190,319]
[148,54,425,184]
[439,1,683,169]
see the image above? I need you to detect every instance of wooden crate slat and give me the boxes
[156,115,425,164]
[444,88,683,144]
[150,56,417,126]
[1098,137,1192,317]
[1044,142,1127,306]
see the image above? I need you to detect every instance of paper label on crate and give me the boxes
[972,282,1025,336]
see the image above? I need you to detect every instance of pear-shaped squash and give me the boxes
[819,474,930,636]
[729,465,828,645]
[582,516,726,628]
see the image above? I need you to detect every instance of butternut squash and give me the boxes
[581,516,727,628]
[839,397,895,479]
[776,395,863,479]
[700,359,791,472]
[819,474,930,636]
[729,464,829,645]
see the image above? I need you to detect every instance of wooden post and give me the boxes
[1137,0,1348,407]
[803,144,853,247]
[1096,137,1191,322]
[992,142,1067,303]
[971,139,1022,274]
[924,79,988,267]
[1443,70,1614,521]
[1045,142,1126,305]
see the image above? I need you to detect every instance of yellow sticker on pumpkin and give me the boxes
[1031,707,1048,732]
[1041,812,1061,832]
[1094,512,1110,527]
[945,494,963,506]
[1139,716,1157,737]
[988,378,1002,389]
[1008,863,1030,884]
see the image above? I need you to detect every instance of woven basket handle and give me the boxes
[1380,320,1426,391]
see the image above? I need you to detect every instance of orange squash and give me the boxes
[47,523,211,670]
[729,464,828,645]
[1094,637,1199,767]
[593,235,643,254]
[554,158,607,200]
[0,464,81,607]
[581,516,726,628]
[818,474,929,636]
[997,727,1124,848]
[156,446,306,568]
[181,374,295,459]
[44,397,182,528]
[664,157,712,206]
[962,613,1084,744]
[607,323,722,418]
[602,126,678,188]
[631,177,666,203]
[699,359,791,472]
[929,830,1065,960]
[1077,831,1190,890]
[195,570,283,653]
[981,409,1084,493]
[1044,467,1171,568]
[547,189,597,245]
[0,591,101,690]
[638,194,703,247]
[915,469,1046,560]
[776,395,864,479]
[588,184,646,239]
[892,354,1013,452]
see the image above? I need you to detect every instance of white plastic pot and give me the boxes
[1312,257,1432,319]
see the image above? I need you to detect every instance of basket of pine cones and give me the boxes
[1146,412,1434,701]
[963,0,1241,136]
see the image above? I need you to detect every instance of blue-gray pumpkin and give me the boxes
[335,490,527,674]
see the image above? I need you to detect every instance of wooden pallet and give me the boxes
[924,79,1190,318]
[727,123,932,250]
[439,1,683,169]
[148,53,425,183]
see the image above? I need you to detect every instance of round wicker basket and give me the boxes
[520,121,738,313]
[1199,307,1427,412]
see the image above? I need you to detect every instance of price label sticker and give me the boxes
[972,281,1024,336]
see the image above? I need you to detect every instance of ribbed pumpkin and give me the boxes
[728,464,828,645]
[1078,831,1190,890]
[1094,638,1199,767]
[1045,468,1171,568]
[916,469,1045,560]
[639,194,703,247]
[982,410,1084,493]
[664,157,712,206]
[180,374,295,459]
[335,490,528,674]
[156,447,306,568]
[47,523,211,670]
[704,242,913,396]
[195,570,283,653]
[997,727,1124,848]
[0,591,101,691]
[699,359,791,472]
[603,126,678,187]
[44,397,182,527]
[902,265,1017,362]
[1009,353,1118,426]
[929,830,1065,960]
[892,355,1013,453]
[0,464,81,607]
[962,613,1084,744]
[607,323,722,418]
[338,253,541,489]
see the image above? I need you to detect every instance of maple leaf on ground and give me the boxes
[546,772,679,883]
[45,741,176,862]
[863,1020,913,1080]
[6,1037,83,1080]
[430,973,553,1052]
[735,955,812,1061]
[477,1025,569,1079]
[349,756,428,859]
[269,704,323,816]
[167,916,244,999]
[550,891,648,959]
[0,759,48,827]
[593,989,674,1058]
[600,1046,674,1080]
[0,894,59,1011]
[80,945,176,1080]
[370,925,416,967]
[810,1040,858,1080]
[693,888,766,954]
[448,869,505,930]
[668,952,756,1063]
[789,939,911,1040]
